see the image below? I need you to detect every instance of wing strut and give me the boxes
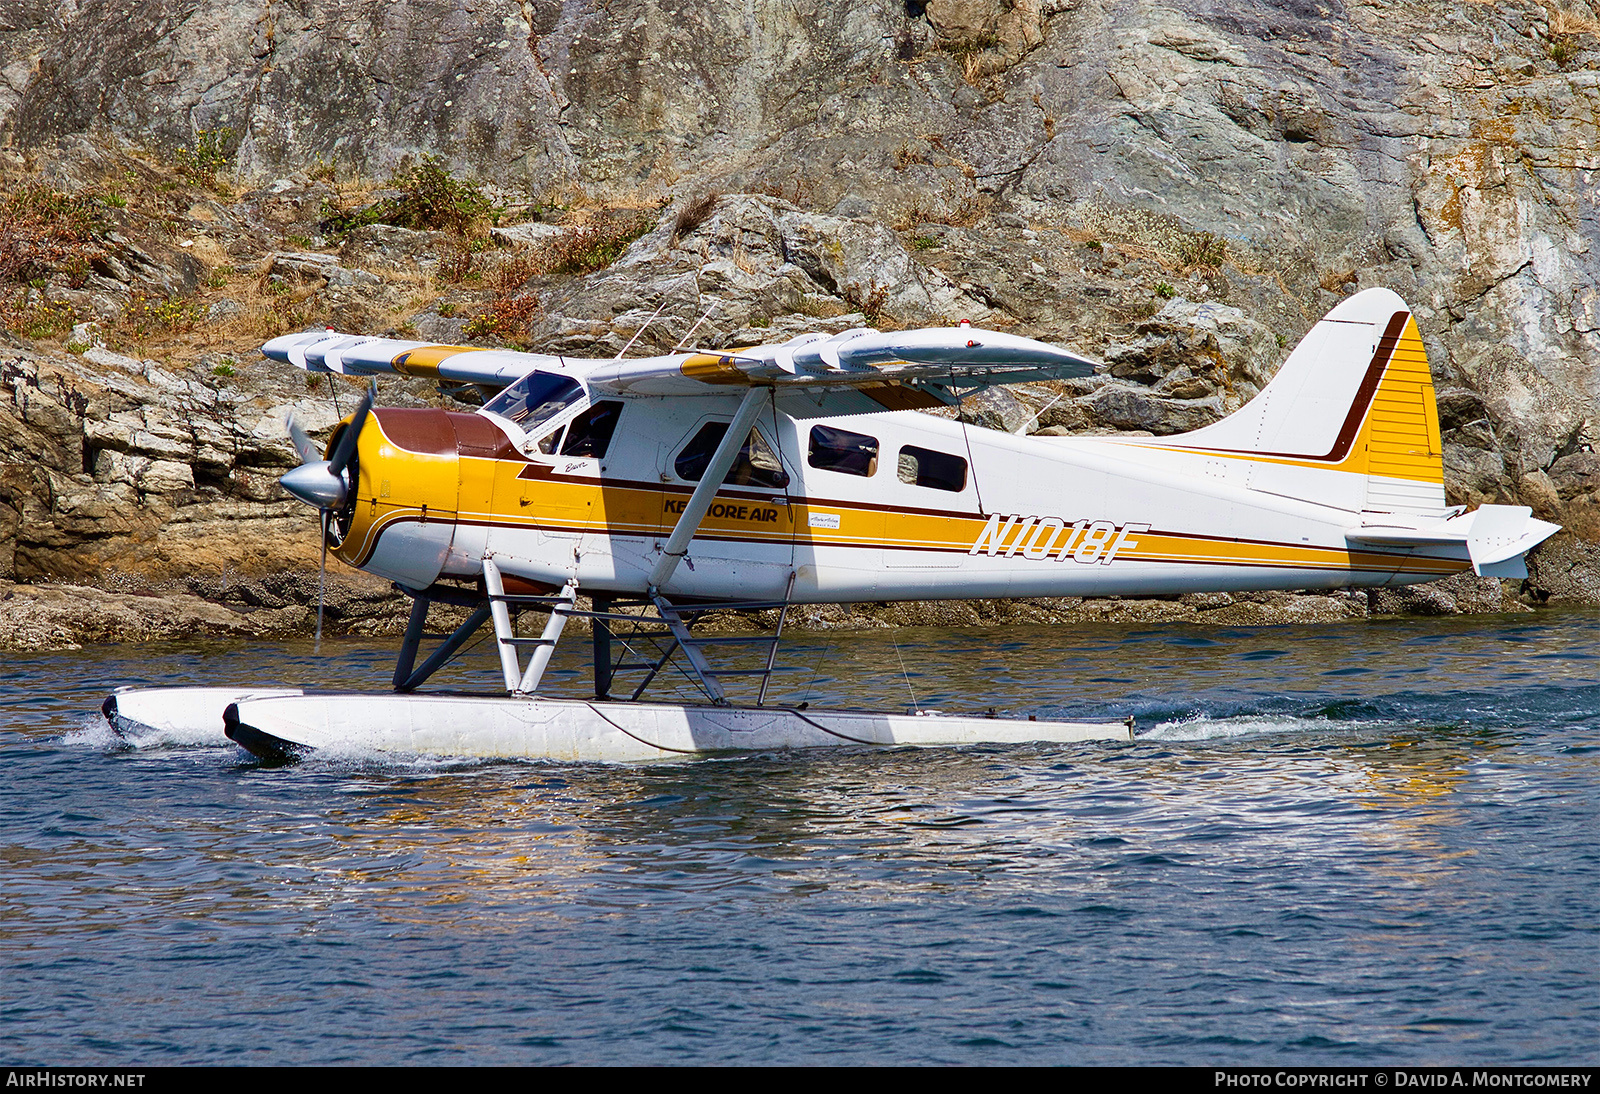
[648,386,768,592]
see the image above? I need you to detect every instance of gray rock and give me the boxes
[338,224,446,276]
[82,346,142,374]
[1077,384,1225,435]
[207,298,244,323]
[1102,298,1277,411]
[959,386,1031,434]
[490,222,564,248]
[1524,533,1600,606]
[531,195,991,354]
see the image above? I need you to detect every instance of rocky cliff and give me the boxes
[1,0,1596,648]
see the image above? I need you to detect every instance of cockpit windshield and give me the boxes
[482,371,584,434]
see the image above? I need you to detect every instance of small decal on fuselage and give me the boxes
[969,514,1149,565]
[807,512,842,530]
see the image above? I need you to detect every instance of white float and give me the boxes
[104,687,1129,762]
[222,693,1130,762]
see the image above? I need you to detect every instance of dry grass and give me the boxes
[892,181,991,231]
[1549,7,1600,36]
[1059,202,1238,275]
[758,176,817,208]
[671,191,721,244]
[1319,268,1358,293]
[1177,230,1228,271]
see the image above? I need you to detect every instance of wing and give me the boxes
[262,330,560,387]
[586,326,1096,394]
[585,326,1098,417]
[262,324,1098,415]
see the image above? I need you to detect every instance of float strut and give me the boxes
[395,604,493,693]
[393,594,430,690]
[517,582,576,694]
[482,557,523,692]
[593,596,613,699]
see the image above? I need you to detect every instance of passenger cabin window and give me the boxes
[897,445,967,492]
[482,371,583,434]
[674,423,790,489]
[808,425,878,477]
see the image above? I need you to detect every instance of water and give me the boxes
[2,612,1597,1064]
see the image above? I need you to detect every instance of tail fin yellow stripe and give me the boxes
[1356,316,1442,485]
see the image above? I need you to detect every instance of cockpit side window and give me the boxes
[560,401,624,459]
[482,371,583,434]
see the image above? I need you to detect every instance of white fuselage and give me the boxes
[352,394,1465,602]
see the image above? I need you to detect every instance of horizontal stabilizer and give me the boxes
[1467,505,1560,576]
[1345,504,1560,578]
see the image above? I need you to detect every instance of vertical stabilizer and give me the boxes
[1161,288,1446,518]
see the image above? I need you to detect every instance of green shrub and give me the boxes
[174,128,235,190]
[1177,230,1227,269]
[322,156,497,238]
[540,207,655,275]
[463,293,540,346]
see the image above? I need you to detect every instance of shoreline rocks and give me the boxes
[0,571,1554,654]
[0,2,1595,650]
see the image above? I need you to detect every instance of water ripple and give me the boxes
[2,613,1598,1063]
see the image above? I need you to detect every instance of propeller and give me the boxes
[281,381,376,651]
[281,381,374,510]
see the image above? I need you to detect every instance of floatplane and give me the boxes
[105,288,1556,762]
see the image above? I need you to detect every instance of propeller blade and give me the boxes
[327,380,376,478]
[314,510,329,654]
[285,412,320,465]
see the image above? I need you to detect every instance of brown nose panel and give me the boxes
[371,408,457,455]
